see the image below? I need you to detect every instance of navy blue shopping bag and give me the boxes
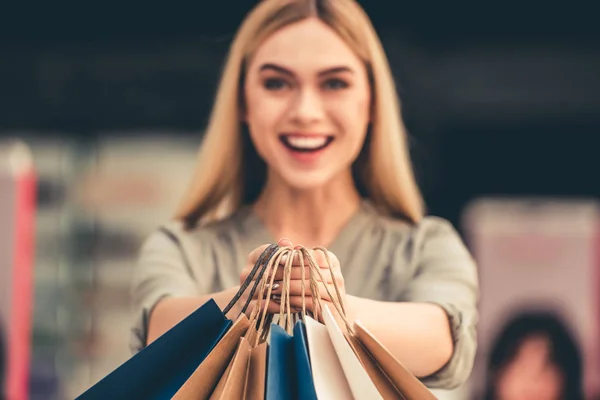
[266,320,318,400]
[77,298,231,400]
[294,320,318,400]
[266,323,295,400]
[77,238,280,400]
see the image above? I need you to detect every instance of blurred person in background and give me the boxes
[482,310,584,400]
[131,0,478,389]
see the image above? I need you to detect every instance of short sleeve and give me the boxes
[398,217,479,389]
[129,228,201,354]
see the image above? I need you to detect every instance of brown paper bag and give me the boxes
[216,337,252,399]
[244,342,267,400]
[354,320,437,400]
[208,352,235,399]
[347,334,406,400]
[210,325,268,400]
[212,334,268,400]
[172,314,250,399]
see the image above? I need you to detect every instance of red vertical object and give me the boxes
[1,143,35,400]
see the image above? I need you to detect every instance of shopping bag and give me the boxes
[77,242,280,400]
[172,314,250,399]
[211,337,252,399]
[305,315,354,399]
[265,323,295,399]
[354,320,438,400]
[293,320,318,400]
[76,298,231,400]
[322,305,383,399]
[244,341,268,400]
[346,333,405,399]
[264,319,318,400]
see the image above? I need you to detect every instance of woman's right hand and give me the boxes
[239,239,296,317]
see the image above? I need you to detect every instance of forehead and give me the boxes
[517,335,552,358]
[249,18,363,72]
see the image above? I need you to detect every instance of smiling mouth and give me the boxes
[279,134,334,152]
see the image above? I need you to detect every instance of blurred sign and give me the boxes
[462,197,600,398]
[0,140,36,400]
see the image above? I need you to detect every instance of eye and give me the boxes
[322,78,349,91]
[263,77,290,91]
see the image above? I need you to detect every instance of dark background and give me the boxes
[1,1,598,228]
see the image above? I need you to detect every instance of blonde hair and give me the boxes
[175,0,425,228]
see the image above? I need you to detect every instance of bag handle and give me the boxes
[297,246,355,334]
[250,246,291,346]
[223,243,279,316]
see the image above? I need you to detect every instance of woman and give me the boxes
[483,311,584,400]
[131,0,478,389]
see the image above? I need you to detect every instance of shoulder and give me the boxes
[374,211,462,246]
[372,212,473,265]
[412,216,465,249]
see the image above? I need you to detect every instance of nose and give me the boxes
[288,88,325,125]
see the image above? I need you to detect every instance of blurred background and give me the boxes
[1,1,599,399]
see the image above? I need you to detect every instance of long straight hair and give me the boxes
[175,0,425,228]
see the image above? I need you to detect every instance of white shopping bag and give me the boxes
[322,306,383,400]
[305,316,354,399]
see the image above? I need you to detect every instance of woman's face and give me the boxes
[496,336,564,400]
[243,18,371,191]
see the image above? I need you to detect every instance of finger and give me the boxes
[297,248,329,271]
[246,244,272,264]
[251,281,282,298]
[248,298,302,315]
[286,296,336,314]
[270,297,303,313]
[246,299,282,315]
[278,238,293,247]
[252,277,335,301]
[270,265,324,281]
[277,250,304,267]
[281,280,334,301]
[312,248,339,270]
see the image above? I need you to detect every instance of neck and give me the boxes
[253,171,362,248]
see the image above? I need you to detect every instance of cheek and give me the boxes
[244,85,286,142]
[335,94,370,141]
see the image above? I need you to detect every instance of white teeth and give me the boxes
[286,136,328,150]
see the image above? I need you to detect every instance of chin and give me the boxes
[279,170,335,192]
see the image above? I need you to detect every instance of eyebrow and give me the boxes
[259,63,354,77]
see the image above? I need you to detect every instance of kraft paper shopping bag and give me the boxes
[172,314,250,399]
[215,337,252,399]
[354,320,437,400]
[244,341,267,400]
[347,333,405,399]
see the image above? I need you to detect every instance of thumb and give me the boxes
[277,237,293,247]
